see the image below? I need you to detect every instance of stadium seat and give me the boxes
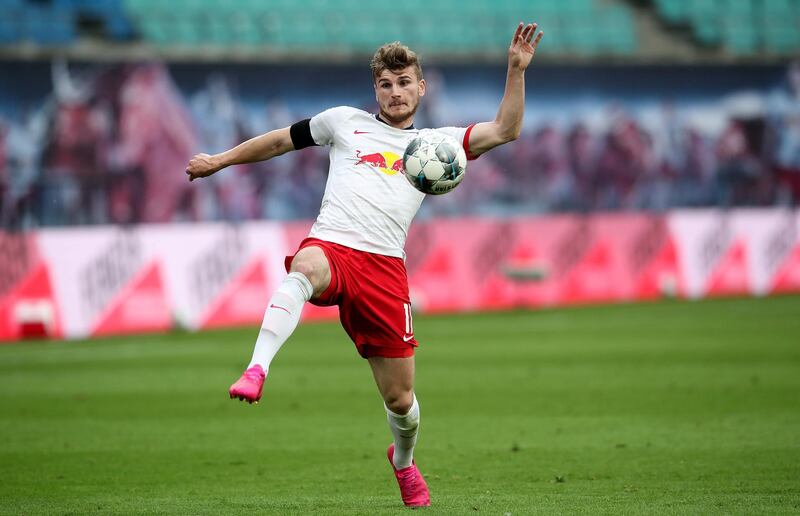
[112,0,641,57]
[0,15,21,44]
[722,17,758,55]
[4,0,797,57]
[23,6,76,45]
[138,16,171,46]
[649,0,800,56]
[721,0,755,18]
[763,22,800,53]
[762,0,797,16]
[688,0,720,45]
[228,14,262,47]
[654,0,690,24]
[601,7,636,54]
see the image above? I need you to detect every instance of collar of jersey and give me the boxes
[374,114,415,130]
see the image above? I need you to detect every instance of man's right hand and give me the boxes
[185,153,223,182]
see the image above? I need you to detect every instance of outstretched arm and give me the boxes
[467,22,543,158]
[185,126,294,182]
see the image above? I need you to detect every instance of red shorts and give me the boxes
[284,238,417,359]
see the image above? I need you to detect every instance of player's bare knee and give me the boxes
[289,259,323,294]
[385,391,414,415]
[291,248,331,297]
[291,260,316,282]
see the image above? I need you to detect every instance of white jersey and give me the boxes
[308,106,471,258]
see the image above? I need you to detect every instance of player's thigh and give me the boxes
[368,356,415,414]
[290,246,331,298]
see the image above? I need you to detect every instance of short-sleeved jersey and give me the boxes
[308,106,474,258]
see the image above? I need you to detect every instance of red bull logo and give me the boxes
[354,150,404,175]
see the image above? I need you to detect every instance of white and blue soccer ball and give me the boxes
[403,129,467,195]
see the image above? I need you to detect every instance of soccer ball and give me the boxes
[403,129,467,195]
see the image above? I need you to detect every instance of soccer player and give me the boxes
[185,22,543,508]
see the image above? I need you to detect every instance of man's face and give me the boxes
[374,66,425,126]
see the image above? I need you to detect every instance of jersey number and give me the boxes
[403,303,413,335]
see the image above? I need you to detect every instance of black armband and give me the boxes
[290,118,316,150]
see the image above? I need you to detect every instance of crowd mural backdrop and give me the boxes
[0,60,798,229]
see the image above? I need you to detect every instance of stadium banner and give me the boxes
[134,222,290,332]
[731,209,800,295]
[1,208,798,341]
[0,233,62,340]
[35,225,173,339]
[406,213,684,312]
[667,208,800,299]
[4,222,293,340]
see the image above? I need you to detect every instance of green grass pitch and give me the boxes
[1,296,799,515]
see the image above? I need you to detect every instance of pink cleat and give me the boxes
[387,444,430,507]
[229,365,266,404]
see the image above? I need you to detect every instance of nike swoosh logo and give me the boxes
[353,130,371,134]
[270,304,291,314]
[403,334,414,342]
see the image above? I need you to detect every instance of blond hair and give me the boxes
[370,42,423,82]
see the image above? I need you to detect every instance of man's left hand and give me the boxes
[508,22,544,72]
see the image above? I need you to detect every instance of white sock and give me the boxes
[247,272,313,371]
[386,395,420,469]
